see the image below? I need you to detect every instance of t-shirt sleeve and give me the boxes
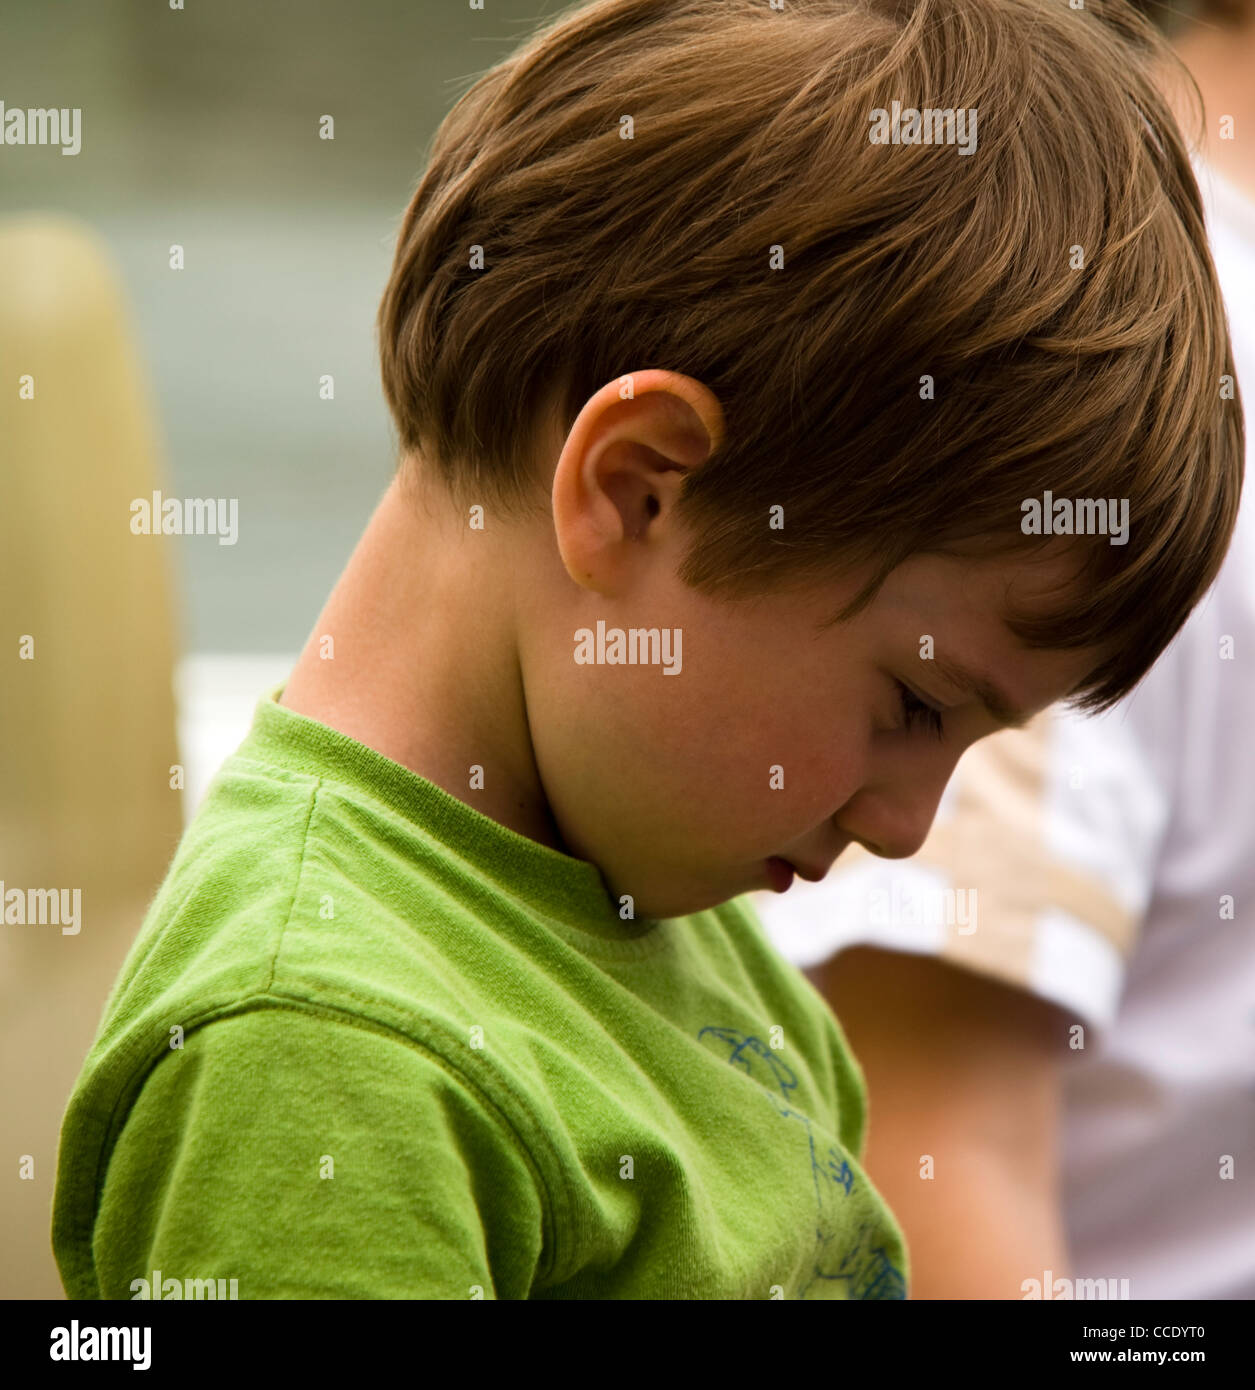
[755,675,1179,1039]
[89,1006,547,1299]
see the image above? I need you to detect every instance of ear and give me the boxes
[552,370,725,596]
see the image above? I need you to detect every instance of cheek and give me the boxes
[762,723,866,828]
[534,613,870,858]
[633,673,866,846]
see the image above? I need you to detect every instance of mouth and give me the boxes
[765,855,834,892]
[765,857,795,892]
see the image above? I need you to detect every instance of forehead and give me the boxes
[872,542,1093,621]
[867,548,1105,712]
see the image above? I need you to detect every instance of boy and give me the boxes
[52,0,1242,1299]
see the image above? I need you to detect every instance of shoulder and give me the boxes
[55,1003,552,1299]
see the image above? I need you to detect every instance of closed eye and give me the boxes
[895,679,945,739]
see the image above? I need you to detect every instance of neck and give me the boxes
[279,470,566,851]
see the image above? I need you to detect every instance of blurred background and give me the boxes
[0,0,557,1298]
[1,0,561,659]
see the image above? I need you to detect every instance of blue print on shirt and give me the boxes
[698,1025,906,1301]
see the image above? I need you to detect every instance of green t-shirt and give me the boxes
[53,688,909,1300]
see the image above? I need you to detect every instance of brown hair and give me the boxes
[378,0,1243,712]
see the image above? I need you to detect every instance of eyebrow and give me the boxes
[927,653,1031,730]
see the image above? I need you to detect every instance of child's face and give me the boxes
[523,544,1099,922]
[510,371,1103,920]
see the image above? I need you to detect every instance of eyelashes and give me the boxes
[895,679,945,739]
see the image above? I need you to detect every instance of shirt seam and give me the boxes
[232,754,670,959]
[95,993,566,1295]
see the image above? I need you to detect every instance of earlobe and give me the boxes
[551,370,724,594]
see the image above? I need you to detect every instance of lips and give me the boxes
[767,847,845,887]
[766,856,796,892]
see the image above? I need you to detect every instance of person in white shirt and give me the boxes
[754,0,1255,1299]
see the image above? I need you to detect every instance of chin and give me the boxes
[633,878,739,922]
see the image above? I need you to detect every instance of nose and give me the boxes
[838,760,955,860]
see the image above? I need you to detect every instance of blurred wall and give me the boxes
[0,0,553,649]
[0,0,564,1298]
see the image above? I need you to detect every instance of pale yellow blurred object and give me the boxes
[0,215,183,1298]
